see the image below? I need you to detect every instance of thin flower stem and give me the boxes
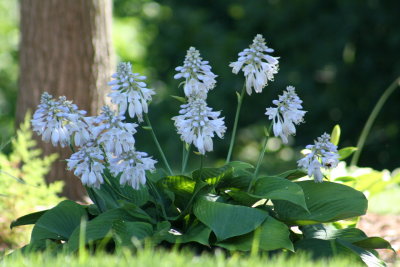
[247,126,272,192]
[181,143,191,173]
[226,84,246,163]
[351,76,400,166]
[144,113,173,175]
[147,179,168,220]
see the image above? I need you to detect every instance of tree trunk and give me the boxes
[17,0,113,200]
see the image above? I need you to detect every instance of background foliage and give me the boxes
[1,0,399,172]
[0,114,63,250]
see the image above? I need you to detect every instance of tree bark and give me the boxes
[17,0,113,200]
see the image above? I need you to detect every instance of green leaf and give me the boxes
[176,221,211,246]
[252,176,308,211]
[339,147,358,160]
[226,161,254,176]
[276,169,307,180]
[68,208,138,251]
[192,165,233,186]
[171,95,187,103]
[226,190,260,206]
[301,224,368,243]
[295,238,362,261]
[11,210,48,229]
[354,237,394,251]
[161,175,195,195]
[193,196,268,241]
[334,176,357,182]
[330,125,341,146]
[112,220,153,246]
[273,181,367,225]
[31,200,87,242]
[302,224,394,252]
[217,215,294,252]
[337,239,387,267]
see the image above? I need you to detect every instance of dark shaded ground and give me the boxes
[359,213,400,265]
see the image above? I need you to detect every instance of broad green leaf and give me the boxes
[226,190,260,206]
[112,220,153,246]
[337,239,387,267]
[295,238,362,262]
[276,169,307,180]
[176,221,211,246]
[152,221,172,244]
[11,210,48,229]
[31,200,87,242]
[193,196,268,241]
[192,165,233,186]
[354,237,394,251]
[301,224,394,251]
[226,161,254,176]
[217,175,252,190]
[217,215,293,252]
[161,175,195,195]
[339,147,358,160]
[252,176,308,211]
[68,208,139,251]
[273,181,367,225]
[301,224,367,243]
[104,171,150,206]
[330,125,341,146]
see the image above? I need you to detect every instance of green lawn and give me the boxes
[1,249,367,267]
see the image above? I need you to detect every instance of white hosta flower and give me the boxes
[93,106,137,156]
[174,47,217,99]
[67,144,105,188]
[172,98,226,155]
[108,150,157,189]
[108,62,155,122]
[31,92,89,147]
[297,133,339,182]
[230,34,279,95]
[265,86,306,143]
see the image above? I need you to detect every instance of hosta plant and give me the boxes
[12,35,393,266]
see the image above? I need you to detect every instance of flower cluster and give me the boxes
[297,133,340,182]
[108,62,155,122]
[33,63,158,190]
[31,92,90,147]
[93,106,137,156]
[174,47,226,154]
[66,144,105,188]
[265,86,306,144]
[173,98,226,155]
[174,47,217,99]
[109,150,157,189]
[230,34,279,95]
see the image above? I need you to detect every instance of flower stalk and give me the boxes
[144,113,173,175]
[226,84,246,163]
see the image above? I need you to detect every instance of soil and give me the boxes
[358,213,400,265]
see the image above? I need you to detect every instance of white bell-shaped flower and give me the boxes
[297,133,339,183]
[265,86,306,143]
[230,34,279,95]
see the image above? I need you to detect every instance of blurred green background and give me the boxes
[1,0,399,174]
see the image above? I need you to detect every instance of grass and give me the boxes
[1,248,367,267]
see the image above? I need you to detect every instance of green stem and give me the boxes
[144,113,173,175]
[181,143,191,173]
[147,179,168,220]
[247,127,271,192]
[351,77,400,166]
[226,84,246,163]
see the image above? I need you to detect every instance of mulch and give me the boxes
[358,213,400,265]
